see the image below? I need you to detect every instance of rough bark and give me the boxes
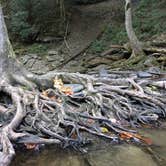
[125,0,144,57]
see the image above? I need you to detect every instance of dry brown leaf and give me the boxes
[119,132,152,145]
[24,143,37,150]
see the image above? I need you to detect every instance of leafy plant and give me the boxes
[90,40,106,53]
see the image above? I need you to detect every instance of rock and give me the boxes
[31,54,38,59]
[64,84,84,93]
[48,50,58,55]
[46,55,57,62]
[25,59,36,68]
[144,56,156,67]
[72,91,85,97]
[46,52,65,62]
[19,55,31,64]
[99,68,108,77]
[30,60,50,74]
[137,71,152,78]
[36,36,62,43]
[19,54,42,65]
[147,67,160,74]
[87,145,157,166]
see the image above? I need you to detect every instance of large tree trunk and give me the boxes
[0,4,14,73]
[125,0,144,57]
[0,4,35,88]
[0,5,37,166]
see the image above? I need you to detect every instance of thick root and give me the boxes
[0,70,166,165]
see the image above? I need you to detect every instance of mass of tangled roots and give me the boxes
[0,70,166,165]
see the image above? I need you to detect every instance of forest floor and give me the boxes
[12,0,166,74]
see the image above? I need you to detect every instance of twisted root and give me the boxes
[0,70,165,165]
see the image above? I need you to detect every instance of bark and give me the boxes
[0,5,24,78]
[125,0,144,57]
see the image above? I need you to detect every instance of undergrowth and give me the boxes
[90,0,166,54]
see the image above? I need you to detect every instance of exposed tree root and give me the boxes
[0,70,165,166]
[109,55,146,69]
[103,42,166,70]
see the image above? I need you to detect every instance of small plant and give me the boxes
[25,43,49,54]
[90,40,106,53]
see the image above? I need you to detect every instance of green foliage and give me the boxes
[90,40,106,53]
[90,24,127,54]
[104,24,127,44]
[25,43,49,54]
[13,42,50,56]
[70,0,104,4]
[133,0,166,40]
[89,0,166,54]
[9,0,41,42]
[8,0,65,42]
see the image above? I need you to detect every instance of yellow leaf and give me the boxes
[53,77,73,95]
[53,77,63,89]
[42,90,47,97]
[100,127,109,133]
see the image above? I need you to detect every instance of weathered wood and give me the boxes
[125,0,144,57]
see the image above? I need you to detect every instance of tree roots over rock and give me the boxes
[0,70,166,165]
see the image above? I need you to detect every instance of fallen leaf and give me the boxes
[24,143,37,150]
[53,77,73,95]
[53,78,64,89]
[141,137,153,145]
[119,132,133,139]
[100,127,109,133]
[42,90,48,97]
[61,87,73,95]
[120,132,152,145]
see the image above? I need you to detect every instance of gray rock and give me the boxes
[46,54,64,62]
[36,36,62,43]
[31,54,38,59]
[30,60,50,74]
[137,71,152,78]
[20,55,31,64]
[26,59,36,68]
[46,56,57,62]
[147,67,160,74]
[99,68,108,77]
[144,56,156,67]
[48,50,58,55]
[64,84,84,92]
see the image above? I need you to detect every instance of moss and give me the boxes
[90,40,106,54]
[14,43,50,56]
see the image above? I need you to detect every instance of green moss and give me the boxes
[14,43,50,56]
[25,43,48,54]
[90,40,106,54]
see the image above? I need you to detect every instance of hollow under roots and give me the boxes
[0,70,166,166]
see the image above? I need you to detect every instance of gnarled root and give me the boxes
[0,70,166,165]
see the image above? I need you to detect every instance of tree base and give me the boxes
[0,70,166,165]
